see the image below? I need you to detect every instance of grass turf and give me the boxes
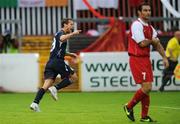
[0,92,180,124]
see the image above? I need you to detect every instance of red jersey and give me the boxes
[128,19,153,57]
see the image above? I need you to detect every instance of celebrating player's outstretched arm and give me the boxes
[60,30,81,42]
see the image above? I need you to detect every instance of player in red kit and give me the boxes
[123,2,169,122]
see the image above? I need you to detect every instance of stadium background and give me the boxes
[0,0,180,124]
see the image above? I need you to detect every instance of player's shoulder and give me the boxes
[169,37,177,44]
[55,30,64,36]
[132,20,141,24]
[131,20,143,29]
[166,37,177,48]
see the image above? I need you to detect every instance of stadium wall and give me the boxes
[0,54,39,92]
[80,52,180,91]
[0,52,179,92]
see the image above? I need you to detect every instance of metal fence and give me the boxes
[162,0,180,31]
[0,0,179,36]
[76,0,180,32]
[0,0,73,36]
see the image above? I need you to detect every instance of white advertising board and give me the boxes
[80,52,180,91]
[0,54,39,92]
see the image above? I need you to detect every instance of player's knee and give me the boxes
[42,79,54,90]
[69,73,78,83]
[142,87,151,94]
[142,83,152,93]
[146,86,152,93]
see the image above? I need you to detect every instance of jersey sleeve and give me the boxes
[131,21,145,43]
[151,26,158,38]
[55,32,63,42]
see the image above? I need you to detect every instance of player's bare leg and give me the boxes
[42,79,55,90]
[49,73,78,101]
[69,73,78,83]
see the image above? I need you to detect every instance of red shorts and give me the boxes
[129,56,153,84]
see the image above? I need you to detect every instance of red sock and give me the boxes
[127,88,147,109]
[141,94,150,118]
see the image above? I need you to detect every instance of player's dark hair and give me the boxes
[61,18,73,28]
[138,2,151,11]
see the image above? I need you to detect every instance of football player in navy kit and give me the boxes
[30,18,81,112]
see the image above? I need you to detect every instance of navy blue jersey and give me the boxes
[49,30,67,60]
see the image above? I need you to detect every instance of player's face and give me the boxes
[139,5,151,20]
[175,31,180,42]
[67,20,74,33]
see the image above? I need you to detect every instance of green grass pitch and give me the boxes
[0,92,180,124]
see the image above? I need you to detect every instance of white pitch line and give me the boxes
[151,105,180,110]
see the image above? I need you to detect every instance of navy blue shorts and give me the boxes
[44,59,74,80]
